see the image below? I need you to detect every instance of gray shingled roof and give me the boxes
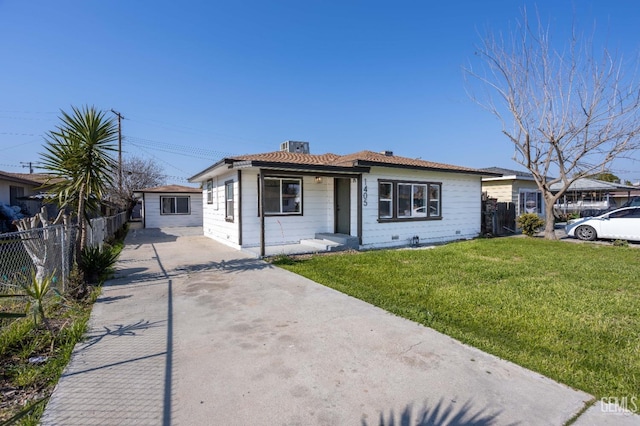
[549,177,637,192]
[480,167,534,179]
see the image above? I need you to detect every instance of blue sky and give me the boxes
[1,1,639,184]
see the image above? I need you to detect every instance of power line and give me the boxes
[126,114,264,146]
[126,141,222,162]
[127,142,190,176]
[0,132,38,136]
[2,140,42,150]
[126,136,233,159]
[0,110,57,114]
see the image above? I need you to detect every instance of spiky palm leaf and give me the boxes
[40,106,118,259]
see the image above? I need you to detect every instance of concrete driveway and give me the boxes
[41,227,638,425]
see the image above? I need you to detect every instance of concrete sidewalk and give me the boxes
[41,227,639,425]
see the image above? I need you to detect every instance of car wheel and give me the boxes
[575,225,597,241]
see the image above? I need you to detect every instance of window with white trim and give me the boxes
[206,179,213,204]
[378,182,393,219]
[225,180,234,221]
[518,190,543,215]
[264,177,302,215]
[378,180,441,220]
[161,196,190,215]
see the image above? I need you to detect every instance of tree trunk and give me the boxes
[543,198,558,240]
[76,184,87,265]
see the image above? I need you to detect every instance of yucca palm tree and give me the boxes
[40,106,118,261]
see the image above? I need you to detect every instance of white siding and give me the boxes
[197,166,484,251]
[202,172,240,248]
[0,180,38,206]
[0,181,12,206]
[361,167,481,248]
[143,192,203,228]
[240,170,335,247]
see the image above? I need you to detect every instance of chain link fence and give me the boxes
[87,212,127,250]
[0,224,76,294]
[0,212,127,294]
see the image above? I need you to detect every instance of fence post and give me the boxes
[60,225,67,292]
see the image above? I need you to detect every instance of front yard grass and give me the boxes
[276,238,640,399]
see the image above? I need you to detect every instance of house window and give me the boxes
[161,196,190,215]
[206,179,213,204]
[9,186,24,206]
[518,190,543,215]
[378,180,442,221]
[379,182,393,219]
[264,177,302,215]
[225,180,234,222]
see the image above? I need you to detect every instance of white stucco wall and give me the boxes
[198,166,483,250]
[361,167,482,248]
[202,171,241,248]
[0,179,38,206]
[240,170,335,248]
[143,192,203,228]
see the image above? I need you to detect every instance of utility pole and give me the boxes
[111,109,124,191]
[20,162,34,174]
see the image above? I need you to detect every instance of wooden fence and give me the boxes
[482,197,516,236]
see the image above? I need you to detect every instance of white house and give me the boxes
[135,184,203,228]
[189,142,491,256]
[0,171,49,213]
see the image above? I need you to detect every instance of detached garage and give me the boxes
[135,184,203,228]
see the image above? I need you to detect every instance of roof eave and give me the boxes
[188,158,234,182]
[244,160,369,174]
[355,160,492,176]
[0,173,44,186]
[482,174,535,181]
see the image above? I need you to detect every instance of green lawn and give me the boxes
[275,238,640,399]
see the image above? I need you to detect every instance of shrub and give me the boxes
[613,239,629,247]
[20,271,56,328]
[79,245,119,284]
[517,213,545,237]
[66,263,87,300]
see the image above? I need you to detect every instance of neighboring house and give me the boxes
[0,171,49,213]
[134,184,203,228]
[550,178,639,216]
[189,141,492,256]
[481,167,545,217]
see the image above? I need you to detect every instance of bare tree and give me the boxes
[108,156,166,218]
[466,9,640,239]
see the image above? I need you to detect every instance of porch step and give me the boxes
[315,233,360,250]
[299,238,344,252]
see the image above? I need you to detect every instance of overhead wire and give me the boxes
[126,136,233,159]
[125,114,268,148]
[126,142,191,179]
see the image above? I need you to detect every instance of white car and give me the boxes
[566,207,640,241]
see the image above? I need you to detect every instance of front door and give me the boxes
[335,178,351,234]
